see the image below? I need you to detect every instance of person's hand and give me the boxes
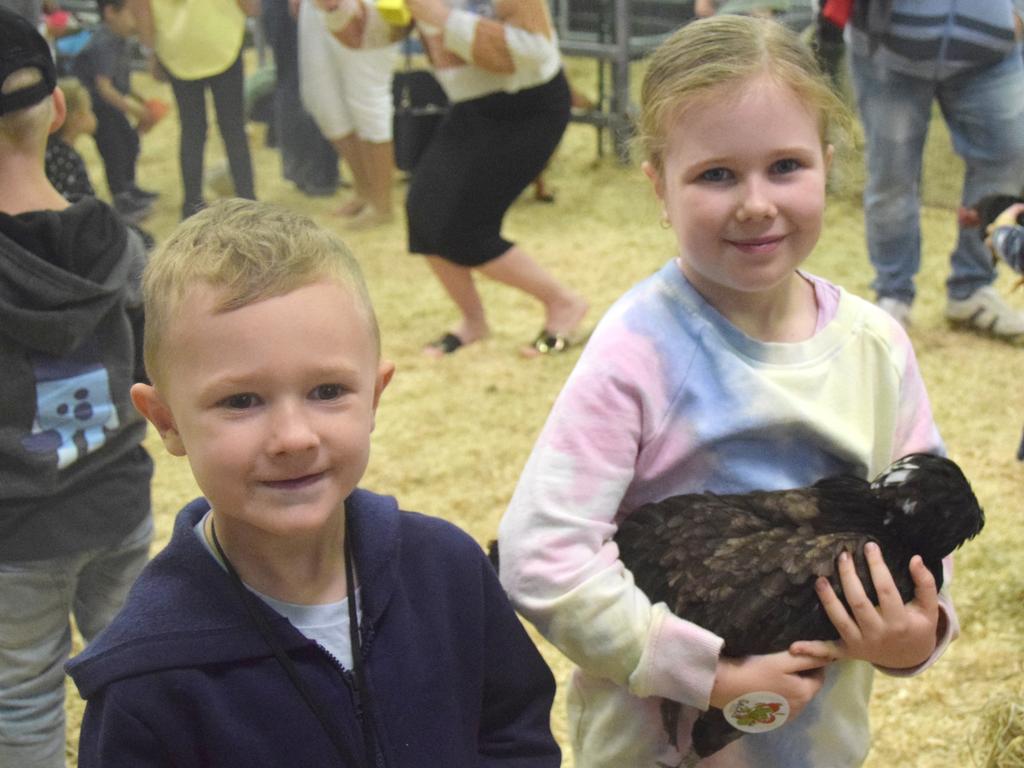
[405,0,448,28]
[289,0,303,16]
[694,0,716,17]
[237,0,261,16]
[147,53,168,83]
[986,202,1024,247]
[790,543,939,670]
[709,651,832,722]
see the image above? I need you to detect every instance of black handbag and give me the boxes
[392,64,449,173]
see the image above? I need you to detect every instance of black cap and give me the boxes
[0,7,57,116]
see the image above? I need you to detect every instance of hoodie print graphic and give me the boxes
[21,338,120,469]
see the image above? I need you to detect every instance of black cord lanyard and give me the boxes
[210,514,378,766]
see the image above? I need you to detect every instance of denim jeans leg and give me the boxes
[72,515,153,642]
[938,48,1024,300]
[0,560,75,768]
[850,51,936,304]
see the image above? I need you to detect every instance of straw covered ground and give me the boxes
[61,53,1023,766]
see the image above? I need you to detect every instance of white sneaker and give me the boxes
[877,296,912,328]
[945,286,1024,338]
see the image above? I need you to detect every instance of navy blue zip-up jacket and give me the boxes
[67,490,561,767]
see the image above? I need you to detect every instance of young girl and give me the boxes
[498,15,958,768]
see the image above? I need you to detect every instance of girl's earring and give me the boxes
[660,212,671,230]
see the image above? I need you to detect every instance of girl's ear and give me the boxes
[824,144,835,174]
[642,160,666,202]
[130,383,186,456]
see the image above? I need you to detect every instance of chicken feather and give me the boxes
[613,453,985,759]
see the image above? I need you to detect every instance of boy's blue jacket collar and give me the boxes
[68,488,402,698]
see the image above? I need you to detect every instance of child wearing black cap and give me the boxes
[0,8,153,767]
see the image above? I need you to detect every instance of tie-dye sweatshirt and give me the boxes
[499,260,957,767]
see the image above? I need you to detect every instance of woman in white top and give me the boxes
[319,0,588,357]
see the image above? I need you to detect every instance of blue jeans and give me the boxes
[850,47,1024,303]
[0,516,152,768]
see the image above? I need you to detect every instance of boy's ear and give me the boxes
[49,86,67,136]
[130,383,186,456]
[369,360,395,431]
[373,360,395,409]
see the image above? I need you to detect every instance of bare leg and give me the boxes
[478,245,588,337]
[346,139,394,229]
[332,134,368,217]
[423,255,490,357]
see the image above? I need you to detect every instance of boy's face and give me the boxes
[104,4,136,37]
[133,280,393,542]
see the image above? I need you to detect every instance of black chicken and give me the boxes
[613,453,984,759]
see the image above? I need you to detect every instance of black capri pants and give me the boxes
[406,69,570,267]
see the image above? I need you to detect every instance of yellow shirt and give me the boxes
[152,0,246,80]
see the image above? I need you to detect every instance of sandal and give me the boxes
[521,329,572,357]
[424,332,464,357]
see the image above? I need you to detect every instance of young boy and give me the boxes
[72,0,156,221]
[66,198,562,767]
[0,9,153,768]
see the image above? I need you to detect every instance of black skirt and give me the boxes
[406,69,570,266]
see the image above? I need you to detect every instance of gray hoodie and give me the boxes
[0,197,152,561]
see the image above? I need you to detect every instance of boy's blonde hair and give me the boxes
[142,198,381,387]
[0,67,54,147]
[636,15,852,173]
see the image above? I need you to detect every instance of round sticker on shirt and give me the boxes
[722,692,789,733]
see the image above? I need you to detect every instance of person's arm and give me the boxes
[498,330,724,712]
[311,0,406,48]
[94,75,148,124]
[407,0,558,75]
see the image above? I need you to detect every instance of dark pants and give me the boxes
[92,100,138,196]
[166,52,256,219]
[261,0,339,191]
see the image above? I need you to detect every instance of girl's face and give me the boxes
[645,74,832,313]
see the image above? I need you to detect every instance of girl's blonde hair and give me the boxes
[57,77,88,120]
[636,14,852,172]
[142,198,380,387]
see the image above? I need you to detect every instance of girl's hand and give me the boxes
[791,543,939,669]
[710,651,832,722]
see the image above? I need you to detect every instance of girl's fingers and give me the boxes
[863,542,901,614]
[788,639,846,661]
[908,555,939,610]
[835,549,879,630]
[814,571,860,641]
